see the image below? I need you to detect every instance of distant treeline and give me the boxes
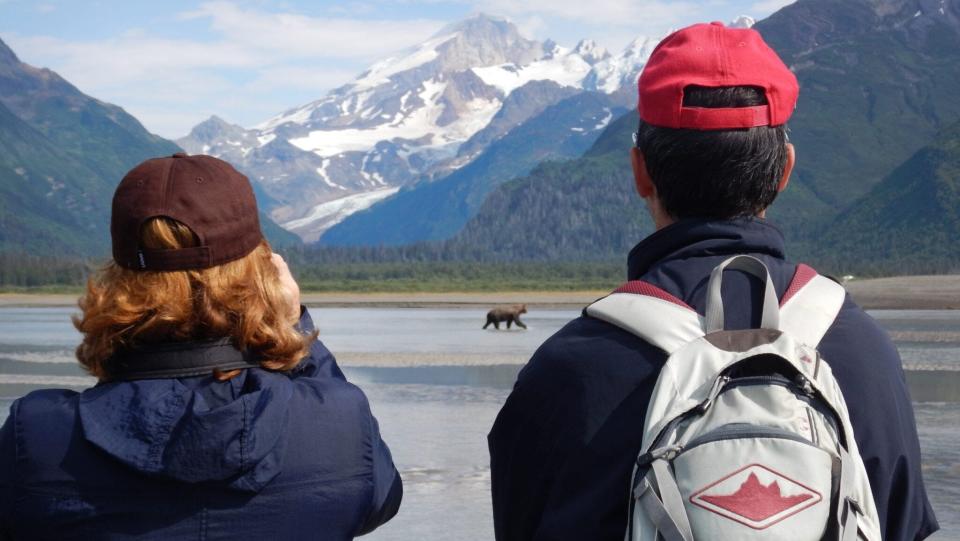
[2,239,958,291]
[802,249,960,279]
[0,252,94,288]
[0,248,627,292]
[289,260,625,292]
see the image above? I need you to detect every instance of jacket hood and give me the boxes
[78,368,293,492]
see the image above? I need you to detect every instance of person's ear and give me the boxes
[778,142,795,193]
[631,147,655,198]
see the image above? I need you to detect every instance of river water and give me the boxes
[0,307,957,540]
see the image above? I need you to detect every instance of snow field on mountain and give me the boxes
[471,48,593,95]
[282,186,401,235]
[288,78,502,158]
[352,34,455,89]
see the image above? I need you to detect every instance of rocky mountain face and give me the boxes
[180,14,656,242]
[322,89,629,246]
[0,37,299,257]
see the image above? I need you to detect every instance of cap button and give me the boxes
[711,21,725,26]
[172,152,188,158]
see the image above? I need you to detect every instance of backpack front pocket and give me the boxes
[671,424,835,540]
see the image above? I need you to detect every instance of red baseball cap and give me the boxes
[638,22,799,130]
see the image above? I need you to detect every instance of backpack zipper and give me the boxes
[720,374,794,393]
[717,376,840,437]
[682,423,817,453]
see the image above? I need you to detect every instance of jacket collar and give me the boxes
[627,217,786,280]
[108,338,260,381]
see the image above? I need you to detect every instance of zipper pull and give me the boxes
[796,374,814,396]
[700,374,730,412]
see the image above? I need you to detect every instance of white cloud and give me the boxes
[3,1,446,138]
[473,0,694,26]
[467,0,701,36]
[242,66,359,94]
[178,2,445,60]
[3,0,781,138]
[512,15,547,41]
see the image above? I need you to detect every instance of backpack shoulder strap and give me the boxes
[585,281,704,354]
[779,264,847,348]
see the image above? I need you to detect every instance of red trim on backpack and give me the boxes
[780,264,817,307]
[613,281,694,310]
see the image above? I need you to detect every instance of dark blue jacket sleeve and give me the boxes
[293,307,402,535]
[355,411,403,536]
[0,400,17,541]
[489,317,665,541]
[489,350,567,541]
[821,299,939,541]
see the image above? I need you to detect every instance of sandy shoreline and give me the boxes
[303,290,608,309]
[338,352,529,367]
[842,275,960,310]
[2,275,958,309]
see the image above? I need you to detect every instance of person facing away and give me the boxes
[488,22,938,541]
[0,153,401,540]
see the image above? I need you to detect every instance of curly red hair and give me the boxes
[74,217,313,380]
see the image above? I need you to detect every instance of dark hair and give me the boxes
[635,86,788,220]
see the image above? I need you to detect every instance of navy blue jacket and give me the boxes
[489,219,938,541]
[0,309,401,540]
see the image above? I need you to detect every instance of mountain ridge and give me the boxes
[179,14,658,241]
[0,36,299,256]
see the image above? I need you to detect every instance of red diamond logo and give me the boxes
[690,464,822,530]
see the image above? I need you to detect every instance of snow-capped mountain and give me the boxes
[180,14,657,242]
[729,15,757,28]
[583,37,660,94]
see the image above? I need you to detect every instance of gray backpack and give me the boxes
[586,255,881,541]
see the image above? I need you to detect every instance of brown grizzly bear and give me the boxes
[483,304,528,330]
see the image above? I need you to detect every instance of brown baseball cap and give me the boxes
[111,153,263,271]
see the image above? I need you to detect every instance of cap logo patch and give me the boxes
[690,464,821,529]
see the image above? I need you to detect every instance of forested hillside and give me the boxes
[446,112,650,260]
[753,0,960,234]
[0,101,110,256]
[819,121,960,273]
[0,37,180,256]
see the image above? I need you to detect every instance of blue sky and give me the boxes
[1,0,794,138]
